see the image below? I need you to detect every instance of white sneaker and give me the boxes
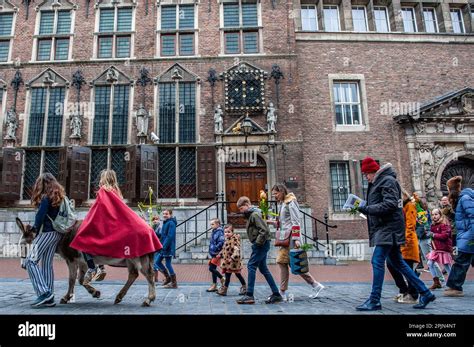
[280,291,288,302]
[309,282,324,299]
[393,293,403,302]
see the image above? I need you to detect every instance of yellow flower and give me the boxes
[259,190,267,201]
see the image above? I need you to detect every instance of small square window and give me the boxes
[225,32,240,54]
[179,34,194,56]
[161,35,176,56]
[37,39,52,61]
[243,31,258,53]
[98,36,113,58]
[116,36,130,58]
[54,38,69,60]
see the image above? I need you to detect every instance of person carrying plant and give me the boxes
[270,184,324,300]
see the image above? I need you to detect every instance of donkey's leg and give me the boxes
[60,260,78,304]
[139,254,156,307]
[114,261,139,305]
[78,262,101,299]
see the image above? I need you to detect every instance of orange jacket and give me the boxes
[400,201,420,262]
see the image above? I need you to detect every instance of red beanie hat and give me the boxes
[361,157,380,174]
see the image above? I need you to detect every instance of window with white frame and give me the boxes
[373,6,390,32]
[96,6,133,58]
[450,8,465,33]
[222,1,260,54]
[0,12,14,62]
[423,7,438,33]
[402,7,417,32]
[36,10,72,61]
[330,162,351,212]
[323,5,340,31]
[352,6,368,32]
[158,4,196,56]
[333,82,362,126]
[301,5,318,31]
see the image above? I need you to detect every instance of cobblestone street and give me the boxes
[1,278,473,315]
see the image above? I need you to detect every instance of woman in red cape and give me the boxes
[70,170,162,283]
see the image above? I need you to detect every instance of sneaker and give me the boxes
[413,292,436,309]
[280,291,288,302]
[31,292,54,307]
[33,297,56,309]
[397,294,418,304]
[443,288,464,297]
[237,295,255,305]
[206,283,218,292]
[393,293,404,302]
[84,268,97,285]
[309,283,324,299]
[94,265,107,282]
[265,293,283,304]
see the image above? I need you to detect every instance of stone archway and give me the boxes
[440,157,474,195]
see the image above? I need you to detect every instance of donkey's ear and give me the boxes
[16,217,27,235]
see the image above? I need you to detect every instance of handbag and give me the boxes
[275,228,291,247]
[209,257,221,266]
[289,249,309,275]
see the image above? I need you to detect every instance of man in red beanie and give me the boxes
[355,157,436,311]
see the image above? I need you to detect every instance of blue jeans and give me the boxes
[370,245,429,302]
[246,240,279,297]
[154,252,175,276]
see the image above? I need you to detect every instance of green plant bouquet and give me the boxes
[300,243,313,252]
[258,190,278,220]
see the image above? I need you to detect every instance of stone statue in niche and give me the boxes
[69,111,82,138]
[106,68,118,83]
[136,104,150,136]
[214,104,223,134]
[4,107,17,139]
[266,102,277,132]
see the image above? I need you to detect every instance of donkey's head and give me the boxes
[16,217,37,268]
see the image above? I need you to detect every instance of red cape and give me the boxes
[70,188,162,258]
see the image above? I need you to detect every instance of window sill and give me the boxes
[90,57,135,61]
[218,52,265,57]
[155,55,200,59]
[28,59,73,64]
[335,125,368,132]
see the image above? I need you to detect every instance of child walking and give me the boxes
[155,209,178,288]
[217,224,247,296]
[206,219,225,292]
[152,215,162,282]
[426,208,453,289]
[236,196,282,305]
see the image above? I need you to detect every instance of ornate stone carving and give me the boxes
[436,123,444,133]
[456,123,466,133]
[136,104,149,136]
[69,111,82,138]
[414,123,426,134]
[461,93,474,114]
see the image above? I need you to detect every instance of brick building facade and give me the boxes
[0,0,473,253]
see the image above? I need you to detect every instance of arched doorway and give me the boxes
[440,157,474,195]
[225,156,267,226]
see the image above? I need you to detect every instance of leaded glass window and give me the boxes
[330,162,351,212]
[36,10,72,61]
[159,83,176,143]
[158,4,195,56]
[97,7,133,58]
[0,12,13,62]
[158,147,196,199]
[222,1,260,54]
[333,82,362,126]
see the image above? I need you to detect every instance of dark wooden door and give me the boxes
[226,163,266,227]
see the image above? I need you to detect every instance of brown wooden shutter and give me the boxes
[69,146,91,206]
[197,146,216,199]
[0,148,24,203]
[57,147,68,189]
[123,145,137,200]
[138,145,158,200]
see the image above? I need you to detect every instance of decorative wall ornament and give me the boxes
[214,104,223,134]
[414,123,426,134]
[266,102,277,133]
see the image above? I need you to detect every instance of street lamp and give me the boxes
[241,114,253,145]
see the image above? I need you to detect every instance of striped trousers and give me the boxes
[26,231,62,297]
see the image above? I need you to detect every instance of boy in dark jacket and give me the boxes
[356,157,435,311]
[206,219,225,292]
[236,196,282,305]
[155,209,178,288]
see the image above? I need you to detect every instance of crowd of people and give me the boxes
[23,160,473,310]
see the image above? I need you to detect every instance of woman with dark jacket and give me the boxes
[206,219,225,292]
[155,209,178,288]
[26,173,65,308]
[356,157,435,311]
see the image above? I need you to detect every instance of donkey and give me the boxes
[16,217,157,307]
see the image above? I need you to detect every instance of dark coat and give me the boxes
[358,164,405,247]
[244,207,270,246]
[209,226,225,257]
[160,217,177,257]
[455,188,474,254]
[33,196,60,233]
